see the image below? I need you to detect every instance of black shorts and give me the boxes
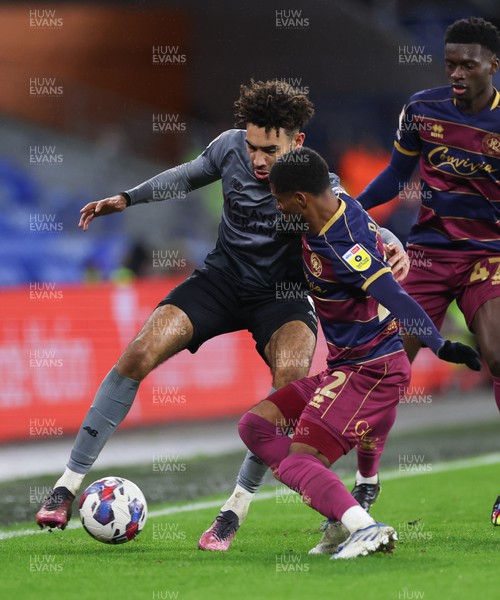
[158,268,318,363]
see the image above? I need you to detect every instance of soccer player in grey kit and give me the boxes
[36,80,408,551]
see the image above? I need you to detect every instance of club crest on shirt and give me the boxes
[310,252,322,277]
[482,133,500,157]
[342,244,372,271]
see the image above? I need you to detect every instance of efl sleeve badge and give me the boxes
[342,244,372,271]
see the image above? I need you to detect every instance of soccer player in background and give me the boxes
[36,80,407,549]
[238,146,480,559]
[354,17,500,528]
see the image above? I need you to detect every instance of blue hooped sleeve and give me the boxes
[357,148,419,210]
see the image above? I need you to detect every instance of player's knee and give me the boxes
[238,413,254,451]
[238,412,276,455]
[238,413,263,456]
[117,341,156,381]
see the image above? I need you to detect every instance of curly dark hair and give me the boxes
[234,79,314,136]
[445,17,500,56]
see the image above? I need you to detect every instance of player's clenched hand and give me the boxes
[78,194,127,231]
[384,243,410,282]
[437,340,481,371]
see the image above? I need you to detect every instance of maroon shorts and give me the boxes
[269,351,411,463]
[403,246,500,330]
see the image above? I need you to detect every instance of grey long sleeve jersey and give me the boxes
[124,129,402,290]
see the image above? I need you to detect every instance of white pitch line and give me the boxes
[2,451,500,541]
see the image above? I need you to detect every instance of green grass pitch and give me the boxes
[1,460,499,600]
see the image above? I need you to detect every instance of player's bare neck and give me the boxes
[457,86,496,115]
[307,192,340,236]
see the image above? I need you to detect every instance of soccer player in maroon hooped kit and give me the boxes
[35,80,409,552]
[356,17,500,526]
[238,146,480,559]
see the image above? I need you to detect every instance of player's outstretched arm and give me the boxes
[78,194,127,231]
[78,130,229,231]
[366,272,481,371]
[124,131,236,207]
[357,148,418,210]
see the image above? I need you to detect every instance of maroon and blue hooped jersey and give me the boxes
[395,85,500,253]
[303,193,402,367]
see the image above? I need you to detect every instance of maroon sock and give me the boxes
[356,447,381,479]
[238,413,291,470]
[357,405,397,478]
[278,453,359,521]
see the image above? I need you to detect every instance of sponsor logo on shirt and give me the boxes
[428,146,497,176]
[342,245,372,271]
[430,123,444,139]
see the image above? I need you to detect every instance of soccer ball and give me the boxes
[79,477,147,544]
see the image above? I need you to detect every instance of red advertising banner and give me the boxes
[1,279,274,442]
[0,279,472,443]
